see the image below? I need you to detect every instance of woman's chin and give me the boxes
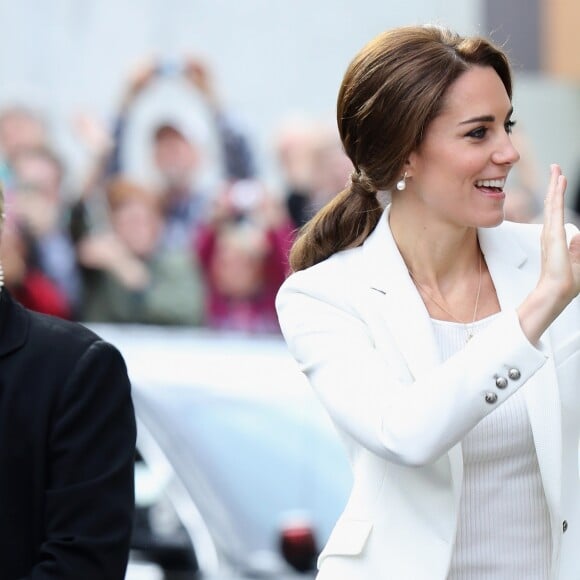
[477,210,506,229]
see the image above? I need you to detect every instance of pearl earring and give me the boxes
[396,172,408,191]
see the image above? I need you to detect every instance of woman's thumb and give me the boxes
[569,232,580,263]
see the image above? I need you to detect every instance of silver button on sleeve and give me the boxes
[485,392,498,404]
[508,368,521,381]
[495,376,508,389]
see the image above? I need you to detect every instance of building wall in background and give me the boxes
[542,0,580,80]
[483,0,580,202]
[484,0,541,73]
[0,0,577,201]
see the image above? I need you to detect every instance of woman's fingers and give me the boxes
[539,164,580,299]
[542,165,567,253]
[544,164,566,232]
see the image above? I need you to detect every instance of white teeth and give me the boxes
[475,178,505,188]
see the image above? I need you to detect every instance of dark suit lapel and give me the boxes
[0,290,30,358]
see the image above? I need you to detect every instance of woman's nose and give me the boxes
[492,135,520,166]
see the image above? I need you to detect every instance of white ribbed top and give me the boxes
[431,315,552,580]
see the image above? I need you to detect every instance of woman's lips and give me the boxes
[475,184,505,199]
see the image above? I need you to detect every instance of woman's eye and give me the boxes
[505,119,517,134]
[467,127,487,139]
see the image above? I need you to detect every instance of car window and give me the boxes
[135,388,351,559]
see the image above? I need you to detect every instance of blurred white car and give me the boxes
[89,325,352,580]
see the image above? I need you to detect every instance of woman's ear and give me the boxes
[404,155,415,180]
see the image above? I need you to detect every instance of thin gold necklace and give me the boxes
[408,251,483,342]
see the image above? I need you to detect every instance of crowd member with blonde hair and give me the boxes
[277,25,580,579]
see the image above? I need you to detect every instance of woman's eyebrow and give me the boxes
[459,107,514,126]
[459,114,494,125]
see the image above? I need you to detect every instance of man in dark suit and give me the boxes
[0,289,136,578]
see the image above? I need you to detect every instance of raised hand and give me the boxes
[72,112,114,158]
[540,164,580,303]
[121,58,158,109]
[183,56,219,108]
[518,164,580,344]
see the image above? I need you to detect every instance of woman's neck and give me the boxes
[388,202,481,288]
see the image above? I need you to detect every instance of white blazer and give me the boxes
[276,207,580,579]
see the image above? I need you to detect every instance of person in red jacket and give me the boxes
[1,218,71,319]
[195,178,294,333]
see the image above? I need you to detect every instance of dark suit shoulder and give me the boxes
[0,291,120,365]
[26,308,103,351]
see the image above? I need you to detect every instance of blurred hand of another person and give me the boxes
[183,56,219,108]
[216,179,290,229]
[79,177,205,326]
[182,56,256,181]
[73,112,114,159]
[77,231,150,290]
[121,58,158,110]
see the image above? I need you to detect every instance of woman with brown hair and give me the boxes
[276,26,580,579]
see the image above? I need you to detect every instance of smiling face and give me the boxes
[404,65,520,229]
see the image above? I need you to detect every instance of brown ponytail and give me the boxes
[289,178,383,272]
[288,25,512,272]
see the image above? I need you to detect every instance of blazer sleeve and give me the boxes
[276,270,548,467]
[24,340,136,580]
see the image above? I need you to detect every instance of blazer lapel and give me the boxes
[479,225,562,519]
[362,207,440,379]
[362,208,465,503]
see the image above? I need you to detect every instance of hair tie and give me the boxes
[350,170,376,195]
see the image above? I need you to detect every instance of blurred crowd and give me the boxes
[0,56,354,334]
[1,57,578,334]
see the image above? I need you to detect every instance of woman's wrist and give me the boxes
[517,284,567,344]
